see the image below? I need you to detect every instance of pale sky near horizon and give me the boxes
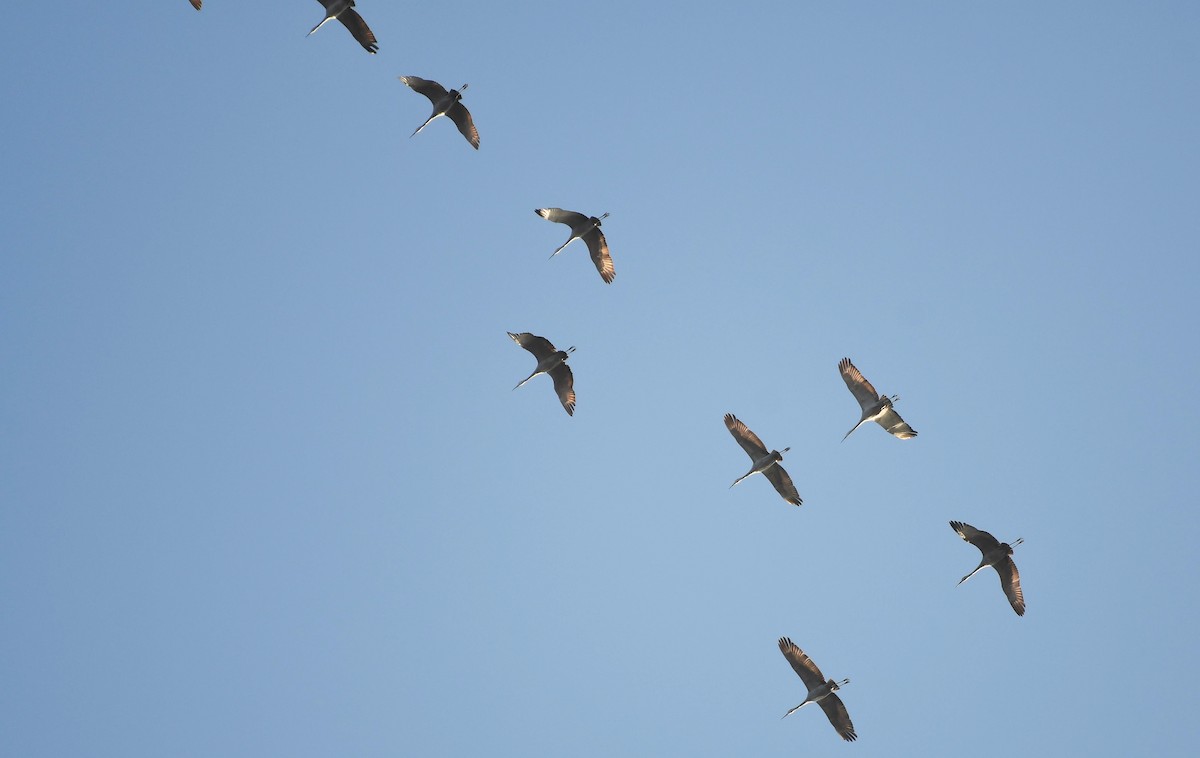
[3,3,1199,756]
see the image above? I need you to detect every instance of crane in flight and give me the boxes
[949,520,1025,616]
[724,414,801,506]
[398,77,480,149]
[838,357,917,441]
[777,637,856,742]
[534,208,614,284]
[308,1,379,54]
[508,332,576,416]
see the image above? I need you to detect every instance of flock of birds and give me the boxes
[187,0,1027,744]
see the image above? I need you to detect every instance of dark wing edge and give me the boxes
[338,9,378,53]
[764,465,802,506]
[818,694,857,742]
[190,0,202,9]
[777,637,825,691]
[401,76,448,101]
[724,414,769,459]
[949,521,1000,553]
[583,229,614,283]
[508,332,557,361]
[549,364,575,416]
[447,103,480,149]
[996,558,1025,616]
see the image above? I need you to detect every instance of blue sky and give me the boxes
[3,2,1199,755]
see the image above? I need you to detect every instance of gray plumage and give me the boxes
[508,332,575,416]
[399,76,480,149]
[534,208,614,284]
[839,357,917,441]
[777,638,856,742]
[950,520,1025,616]
[308,1,378,54]
[724,414,801,506]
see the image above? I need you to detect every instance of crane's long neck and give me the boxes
[842,418,867,442]
[411,114,438,138]
[958,560,988,585]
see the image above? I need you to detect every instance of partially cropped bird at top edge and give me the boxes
[534,208,614,284]
[189,0,201,9]
[950,520,1025,616]
[838,357,918,441]
[724,414,801,506]
[777,638,856,742]
[307,0,378,54]
[508,332,575,416]
[399,77,480,149]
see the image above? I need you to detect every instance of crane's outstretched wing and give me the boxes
[764,465,802,506]
[839,357,880,411]
[777,637,825,691]
[508,332,558,361]
[875,406,917,439]
[549,364,575,416]
[950,521,1000,553]
[447,102,480,149]
[535,208,588,227]
[400,76,448,102]
[724,414,769,460]
[995,557,1025,616]
[337,8,378,53]
[582,228,614,283]
[818,693,857,742]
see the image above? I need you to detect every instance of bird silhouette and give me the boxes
[307,1,378,54]
[838,357,917,441]
[777,637,856,742]
[399,77,480,149]
[724,414,802,506]
[534,208,614,283]
[508,332,576,416]
[950,520,1025,616]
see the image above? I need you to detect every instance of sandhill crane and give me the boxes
[534,208,614,284]
[508,332,575,416]
[777,638,856,742]
[398,77,480,150]
[950,521,1025,616]
[724,414,802,506]
[308,1,378,54]
[189,0,201,9]
[838,357,917,441]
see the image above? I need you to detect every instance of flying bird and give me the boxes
[838,357,917,441]
[950,520,1025,616]
[508,332,575,416]
[307,1,378,54]
[724,414,802,506]
[398,77,480,149]
[534,208,614,284]
[189,0,202,9]
[777,637,856,742]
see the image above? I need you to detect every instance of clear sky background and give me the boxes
[3,2,1199,756]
